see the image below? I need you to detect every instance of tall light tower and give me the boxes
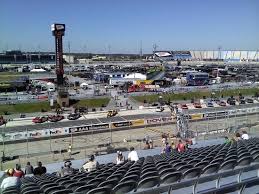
[51,23,69,107]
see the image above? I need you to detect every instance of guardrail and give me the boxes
[1,105,259,143]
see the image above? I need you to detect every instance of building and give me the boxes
[0,50,55,64]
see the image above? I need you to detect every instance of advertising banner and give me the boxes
[131,119,145,126]
[69,123,110,133]
[190,114,203,120]
[146,117,173,125]
[111,121,132,128]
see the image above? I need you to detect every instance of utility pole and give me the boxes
[140,40,143,59]
[108,44,111,61]
[68,41,71,91]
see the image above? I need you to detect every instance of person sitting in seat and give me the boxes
[116,151,125,165]
[177,140,186,153]
[33,161,47,176]
[83,155,99,172]
[60,160,75,177]
[1,168,21,191]
[128,147,139,162]
[13,164,25,178]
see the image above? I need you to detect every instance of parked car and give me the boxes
[67,113,81,120]
[246,98,254,103]
[32,116,48,123]
[227,98,236,106]
[156,106,165,112]
[181,104,188,109]
[240,99,246,104]
[218,101,226,106]
[193,102,202,108]
[207,101,214,107]
[48,115,64,122]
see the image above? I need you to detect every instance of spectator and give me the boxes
[1,168,21,191]
[241,131,249,140]
[13,164,25,178]
[171,141,176,150]
[33,161,47,176]
[60,161,75,177]
[224,137,231,144]
[25,162,34,175]
[128,147,139,162]
[83,155,99,172]
[116,151,125,165]
[177,140,185,153]
[68,144,72,158]
[162,142,171,155]
[235,132,241,141]
[149,139,153,149]
[144,141,150,150]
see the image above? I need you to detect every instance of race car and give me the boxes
[181,104,188,109]
[0,115,7,126]
[218,101,226,106]
[48,115,64,122]
[67,113,81,120]
[155,106,165,112]
[193,102,202,108]
[32,116,48,123]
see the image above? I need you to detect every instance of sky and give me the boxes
[0,0,258,53]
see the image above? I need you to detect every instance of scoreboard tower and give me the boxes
[51,23,69,107]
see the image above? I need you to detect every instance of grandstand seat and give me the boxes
[187,159,200,166]
[140,171,158,180]
[237,156,252,166]
[106,173,124,181]
[22,189,42,194]
[202,163,220,175]
[59,179,76,186]
[253,153,259,162]
[224,155,237,161]
[65,182,85,191]
[183,167,201,179]
[40,183,59,191]
[120,174,139,183]
[137,176,160,190]
[21,183,38,189]
[194,161,209,169]
[21,186,40,194]
[125,170,140,177]
[78,176,93,182]
[2,187,19,194]
[219,159,236,171]
[157,164,172,171]
[141,167,157,175]
[86,186,111,194]
[98,178,118,188]
[43,185,66,194]
[210,158,224,164]
[87,177,105,186]
[177,164,193,173]
[172,161,186,169]
[112,180,137,194]
[160,172,182,185]
[159,167,176,177]
[96,172,110,179]
[50,189,73,194]
[73,184,95,193]
[238,152,251,159]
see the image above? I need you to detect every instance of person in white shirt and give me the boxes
[241,131,249,140]
[116,151,125,165]
[128,147,139,162]
[82,155,99,172]
[1,168,21,191]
